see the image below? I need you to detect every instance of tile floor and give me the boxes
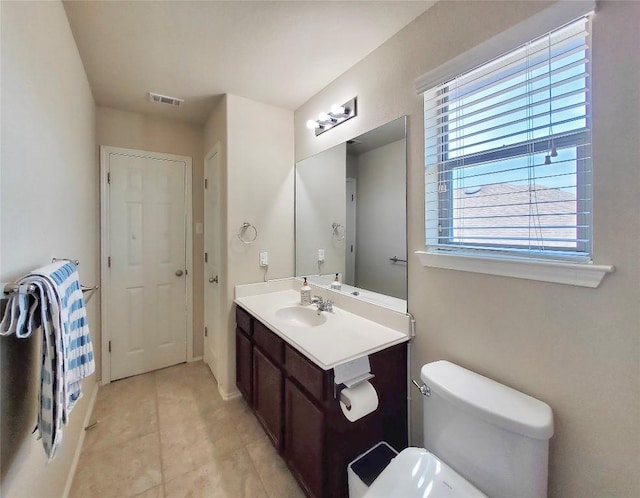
[70,361,305,498]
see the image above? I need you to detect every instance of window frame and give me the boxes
[426,21,593,263]
[417,10,613,287]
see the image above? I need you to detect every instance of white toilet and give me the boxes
[364,360,554,498]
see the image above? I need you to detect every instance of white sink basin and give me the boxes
[275,306,327,328]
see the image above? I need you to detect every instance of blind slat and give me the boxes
[424,42,588,114]
[425,134,591,168]
[429,101,587,151]
[426,158,589,183]
[425,81,588,143]
[429,236,588,243]
[441,115,587,158]
[426,199,592,211]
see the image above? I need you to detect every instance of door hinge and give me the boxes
[205,252,208,263]
[108,340,111,353]
[204,178,208,189]
[205,326,208,337]
[185,269,188,276]
[108,256,111,268]
[107,172,111,184]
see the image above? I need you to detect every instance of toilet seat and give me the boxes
[363,448,487,498]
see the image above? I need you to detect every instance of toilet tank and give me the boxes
[421,361,553,498]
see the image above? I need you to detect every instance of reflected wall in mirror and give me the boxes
[295,117,407,311]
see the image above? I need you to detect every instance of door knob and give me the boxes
[209,275,219,284]
[175,270,184,276]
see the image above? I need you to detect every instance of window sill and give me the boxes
[415,251,614,288]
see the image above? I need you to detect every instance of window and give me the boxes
[424,18,592,263]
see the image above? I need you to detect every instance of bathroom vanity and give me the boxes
[234,280,410,498]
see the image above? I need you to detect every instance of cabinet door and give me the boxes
[236,328,253,403]
[253,347,283,450]
[285,379,324,498]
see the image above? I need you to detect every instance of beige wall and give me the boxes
[96,106,205,358]
[294,1,640,496]
[204,94,294,396]
[0,1,98,496]
[355,139,406,298]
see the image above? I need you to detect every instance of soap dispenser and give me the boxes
[330,273,342,291]
[300,277,311,305]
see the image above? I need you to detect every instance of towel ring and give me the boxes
[237,222,258,244]
[332,222,345,242]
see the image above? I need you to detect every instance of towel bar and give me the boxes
[2,258,96,296]
[3,282,99,296]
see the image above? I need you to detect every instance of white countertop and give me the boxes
[234,288,409,370]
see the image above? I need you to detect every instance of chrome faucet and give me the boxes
[311,295,333,314]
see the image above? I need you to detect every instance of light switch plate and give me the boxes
[259,251,268,267]
[318,249,325,262]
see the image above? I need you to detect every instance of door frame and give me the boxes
[100,146,194,385]
[203,143,222,384]
[345,177,357,286]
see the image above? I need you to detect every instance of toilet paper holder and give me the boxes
[335,373,375,410]
[339,391,352,410]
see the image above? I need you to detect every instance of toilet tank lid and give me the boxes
[421,361,554,440]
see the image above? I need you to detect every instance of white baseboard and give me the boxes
[62,381,99,498]
[189,355,203,362]
[218,385,241,401]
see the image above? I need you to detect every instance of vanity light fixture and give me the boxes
[306,97,357,136]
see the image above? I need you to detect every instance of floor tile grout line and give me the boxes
[243,439,273,498]
[74,363,300,497]
[151,371,167,497]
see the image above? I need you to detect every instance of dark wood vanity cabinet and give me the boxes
[285,378,325,497]
[235,304,407,498]
[253,347,284,450]
[235,308,253,402]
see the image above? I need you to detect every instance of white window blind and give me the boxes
[424,17,592,262]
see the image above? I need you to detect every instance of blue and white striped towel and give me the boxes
[0,261,95,459]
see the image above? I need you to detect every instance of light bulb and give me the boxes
[306,120,319,130]
[544,155,552,165]
[550,146,558,157]
[318,112,330,122]
[330,104,345,116]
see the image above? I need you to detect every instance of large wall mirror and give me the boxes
[295,116,407,312]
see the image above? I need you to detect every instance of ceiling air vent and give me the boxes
[148,92,184,107]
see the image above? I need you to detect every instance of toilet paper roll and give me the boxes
[339,381,379,422]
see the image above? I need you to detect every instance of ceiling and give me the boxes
[63,1,435,124]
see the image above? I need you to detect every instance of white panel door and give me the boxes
[108,152,187,380]
[204,149,221,381]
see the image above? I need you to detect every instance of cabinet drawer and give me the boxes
[254,320,284,366]
[285,345,326,402]
[236,305,252,336]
